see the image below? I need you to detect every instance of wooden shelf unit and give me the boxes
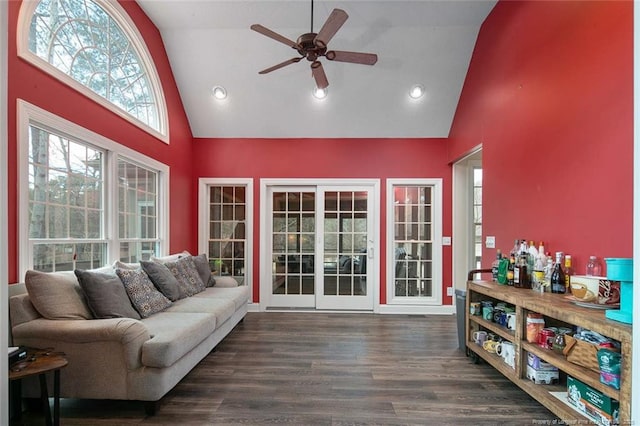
[465,279,632,423]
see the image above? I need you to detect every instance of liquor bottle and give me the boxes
[510,239,520,258]
[550,252,566,294]
[507,254,516,286]
[491,249,502,282]
[515,254,530,288]
[586,256,603,276]
[564,254,574,290]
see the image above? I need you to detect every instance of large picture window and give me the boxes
[19,100,168,274]
[18,0,168,141]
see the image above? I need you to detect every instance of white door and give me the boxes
[264,181,377,310]
[315,186,374,310]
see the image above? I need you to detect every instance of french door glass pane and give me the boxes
[323,191,367,297]
[272,191,315,295]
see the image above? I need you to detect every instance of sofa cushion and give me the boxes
[163,256,205,298]
[116,268,172,318]
[213,276,238,288]
[140,260,181,301]
[24,270,93,320]
[165,297,236,326]
[191,253,215,287]
[193,285,250,310]
[140,312,217,368]
[75,270,141,319]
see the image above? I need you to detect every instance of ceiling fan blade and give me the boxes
[250,24,301,49]
[314,8,348,48]
[311,61,329,89]
[258,57,303,74]
[326,50,378,65]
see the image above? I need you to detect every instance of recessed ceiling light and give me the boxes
[409,84,425,99]
[212,86,227,100]
[313,87,328,99]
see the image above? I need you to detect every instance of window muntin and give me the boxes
[28,124,107,271]
[19,0,168,141]
[208,185,247,285]
[117,158,159,263]
[387,179,443,305]
[21,101,168,273]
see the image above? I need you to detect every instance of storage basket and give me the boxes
[563,335,600,372]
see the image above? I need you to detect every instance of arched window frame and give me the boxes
[17,0,170,143]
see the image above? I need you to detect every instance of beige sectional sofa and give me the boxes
[8,255,250,414]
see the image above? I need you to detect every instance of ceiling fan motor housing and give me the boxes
[296,32,326,61]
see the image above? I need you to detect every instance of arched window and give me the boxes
[18,0,169,142]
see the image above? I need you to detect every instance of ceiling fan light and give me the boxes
[212,86,227,100]
[313,87,328,99]
[409,84,425,99]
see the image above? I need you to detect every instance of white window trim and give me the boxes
[16,0,170,143]
[17,99,170,276]
[385,178,443,307]
[198,178,253,299]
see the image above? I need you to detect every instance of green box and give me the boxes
[567,376,619,425]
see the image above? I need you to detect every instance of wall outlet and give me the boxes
[485,236,496,248]
[446,287,453,296]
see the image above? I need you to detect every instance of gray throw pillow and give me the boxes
[74,269,141,320]
[116,268,172,318]
[191,254,215,288]
[163,256,205,297]
[24,270,93,320]
[140,260,181,301]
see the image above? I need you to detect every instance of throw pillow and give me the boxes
[191,254,215,287]
[214,276,239,288]
[116,268,172,318]
[24,270,93,320]
[151,250,191,264]
[113,260,140,270]
[163,256,205,297]
[140,260,181,301]
[74,269,141,319]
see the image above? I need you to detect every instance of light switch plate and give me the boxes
[485,236,496,248]
[442,236,451,246]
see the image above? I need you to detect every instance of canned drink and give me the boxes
[538,328,556,349]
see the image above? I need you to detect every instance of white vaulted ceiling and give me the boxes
[136,0,496,138]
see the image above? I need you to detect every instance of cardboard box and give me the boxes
[526,365,559,385]
[567,376,619,426]
[527,353,558,371]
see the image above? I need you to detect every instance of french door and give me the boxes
[263,181,377,311]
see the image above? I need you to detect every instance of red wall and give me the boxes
[192,138,453,304]
[7,1,195,283]
[449,0,633,274]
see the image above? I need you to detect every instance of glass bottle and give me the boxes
[491,249,502,282]
[550,252,566,294]
[564,255,573,290]
[507,254,516,286]
[515,254,530,288]
[586,256,603,276]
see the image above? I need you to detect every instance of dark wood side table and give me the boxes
[9,348,68,426]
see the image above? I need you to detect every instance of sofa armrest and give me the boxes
[11,317,150,370]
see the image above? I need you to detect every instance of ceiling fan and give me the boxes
[250,1,378,90]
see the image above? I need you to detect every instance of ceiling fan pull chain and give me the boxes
[310,0,314,33]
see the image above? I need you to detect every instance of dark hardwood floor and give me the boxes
[17,312,558,425]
